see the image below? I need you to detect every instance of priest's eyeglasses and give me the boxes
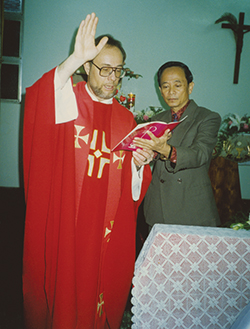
[91,61,126,78]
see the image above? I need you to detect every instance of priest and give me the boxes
[22,13,152,329]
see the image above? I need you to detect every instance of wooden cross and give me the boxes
[221,12,250,84]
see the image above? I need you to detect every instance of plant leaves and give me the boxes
[215,12,237,25]
[215,12,238,42]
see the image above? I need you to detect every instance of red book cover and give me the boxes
[112,115,188,151]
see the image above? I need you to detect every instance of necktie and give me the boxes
[173,113,178,122]
[171,113,178,134]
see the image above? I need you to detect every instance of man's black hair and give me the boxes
[95,34,126,62]
[157,61,193,86]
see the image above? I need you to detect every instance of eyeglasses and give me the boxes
[91,61,126,78]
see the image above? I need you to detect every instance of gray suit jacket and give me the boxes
[144,100,221,227]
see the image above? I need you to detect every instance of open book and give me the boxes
[112,115,188,152]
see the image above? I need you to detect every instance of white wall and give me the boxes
[1,0,250,187]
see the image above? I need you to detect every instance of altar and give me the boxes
[131,224,250,328]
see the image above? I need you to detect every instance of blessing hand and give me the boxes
[57,13,108,86]
[73,13,108,64]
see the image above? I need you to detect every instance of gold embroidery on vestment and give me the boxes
[104,221,115,240]
[97,293,104,317]
[81,129,111,178]
[74,125,89,148]
[113,150,125,169]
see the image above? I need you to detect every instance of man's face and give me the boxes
[85,46,124,101]
[159,66,194,113]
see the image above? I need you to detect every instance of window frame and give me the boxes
[1,5,24,103]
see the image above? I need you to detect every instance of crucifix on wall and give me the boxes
[215,12,250,84]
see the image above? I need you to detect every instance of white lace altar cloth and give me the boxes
[131,224,250,329]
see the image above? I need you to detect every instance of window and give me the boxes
[1,0,24,102]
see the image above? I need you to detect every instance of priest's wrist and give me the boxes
[160,145,173,161]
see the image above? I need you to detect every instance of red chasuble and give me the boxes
[22,68,151,329]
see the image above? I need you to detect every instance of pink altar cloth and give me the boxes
[131,224,250,329]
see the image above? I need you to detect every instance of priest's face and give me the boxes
[84,45,124,101]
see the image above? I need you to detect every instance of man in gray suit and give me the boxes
[134,61,221,228]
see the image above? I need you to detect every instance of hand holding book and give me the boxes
[112,115,187,152]
[132,148,155,169]
[133,129,172,156]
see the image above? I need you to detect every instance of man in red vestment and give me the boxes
[23,13,152,329]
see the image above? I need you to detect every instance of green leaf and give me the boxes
[215,12,238,42]
[215,12,237,25]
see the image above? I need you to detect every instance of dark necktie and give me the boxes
[173,113,178,122]
[172,113,178,133]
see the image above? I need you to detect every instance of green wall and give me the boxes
[1,0,250,187]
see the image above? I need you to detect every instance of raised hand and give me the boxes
[73,13,108,64]
[58,13,107,86]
